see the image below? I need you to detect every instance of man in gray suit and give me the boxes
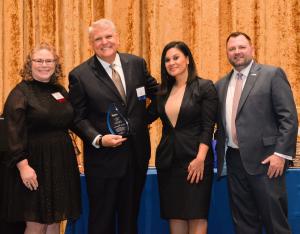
[215,32,298,234]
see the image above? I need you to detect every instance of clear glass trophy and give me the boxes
[106,103,130,136]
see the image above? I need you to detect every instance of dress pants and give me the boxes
[85,159,146,234]
[226,147,291,234]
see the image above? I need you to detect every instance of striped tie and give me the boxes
[110,64,126,102]
[231,73,243,145]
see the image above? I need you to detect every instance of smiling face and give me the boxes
[31,49,56,83]
[164,47,189,80]
[226,35,254,71]
[89,24,120,64]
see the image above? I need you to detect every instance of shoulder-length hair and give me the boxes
[160,41,198,95]
[20,42,63,84]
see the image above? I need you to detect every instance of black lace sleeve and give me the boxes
[3,85,29,167]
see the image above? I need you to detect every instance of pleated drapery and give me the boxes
[1,0,300,167]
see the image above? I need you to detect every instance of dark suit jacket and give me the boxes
[148,78,218,171]
[68,53,158,178]
[215,62,298,176]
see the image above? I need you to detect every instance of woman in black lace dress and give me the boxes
[2,43,81,234]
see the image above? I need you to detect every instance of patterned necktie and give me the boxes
[110,64,126,102]
[231,72,243,145]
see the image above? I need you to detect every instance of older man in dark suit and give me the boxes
[215,32,298,234]
[68,19,158,234]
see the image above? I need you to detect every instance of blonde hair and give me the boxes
[20,42,63,84]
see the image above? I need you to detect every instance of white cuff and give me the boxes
[274,152,293,161]
[92,134,102,148]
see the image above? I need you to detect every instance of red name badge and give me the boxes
[51,92,65,103]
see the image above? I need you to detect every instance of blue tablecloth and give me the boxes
[65,168,300,234]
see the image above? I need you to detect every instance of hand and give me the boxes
[16,159,38,191]
[187,157,205,184]
[261,154,285,178]
[101,134,127,147]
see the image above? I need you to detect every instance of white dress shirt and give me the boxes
[92,53,127,148]
[97,53,127,94]
[225,61,252,148]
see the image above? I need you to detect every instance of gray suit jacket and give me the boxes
[215,62,298,176]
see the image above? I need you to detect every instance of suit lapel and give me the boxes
[160,90,174,128]
[88,55,125,102]
[119,53,132,105]
[174,83,190,128]
[221,72,232,129]
[236,63,260,115]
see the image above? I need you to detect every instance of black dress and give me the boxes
[1,80,81,224]
[148,78,218,219]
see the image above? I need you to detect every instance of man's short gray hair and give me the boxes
[88,19,117,39]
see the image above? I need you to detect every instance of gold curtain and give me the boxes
[1,0,300,167]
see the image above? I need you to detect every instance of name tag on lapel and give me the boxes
[136,86,146,100]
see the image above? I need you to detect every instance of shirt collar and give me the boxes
[233,59,254,79]
[96,53,121,70]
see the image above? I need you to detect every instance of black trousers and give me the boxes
[85,162,146,234]
[226,147,291,234]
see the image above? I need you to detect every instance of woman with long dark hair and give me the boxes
[148,41,218,234]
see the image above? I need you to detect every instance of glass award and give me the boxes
[106,103,130,136]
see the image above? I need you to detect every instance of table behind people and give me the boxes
[65,168,300,234]
[0,117,25,234]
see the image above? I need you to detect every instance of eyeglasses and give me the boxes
[32,59,56,65]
